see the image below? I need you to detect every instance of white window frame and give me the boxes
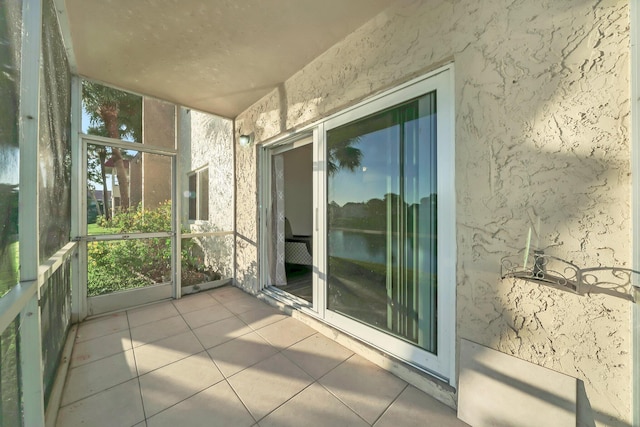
[187,165,209,222]
[318,65,456,383]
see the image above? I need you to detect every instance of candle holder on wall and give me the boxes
[501,250,640,303]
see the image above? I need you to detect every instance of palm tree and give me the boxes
[327,136,362,176]
[83,81,142,218]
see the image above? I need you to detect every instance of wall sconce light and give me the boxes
[239,133,254,147]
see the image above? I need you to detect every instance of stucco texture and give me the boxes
[235,1,632,425]
[179,109,235,278]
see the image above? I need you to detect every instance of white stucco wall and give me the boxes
[235,1,631,425]
[179,108,234,278]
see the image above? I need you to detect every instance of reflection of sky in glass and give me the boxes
[330,125,399,206]
[329,114,435,207]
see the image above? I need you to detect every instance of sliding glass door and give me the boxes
[327,94,437,351]
[322,68,455,381]
[259,67,454,380]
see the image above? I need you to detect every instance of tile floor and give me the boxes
[56,286,469,427]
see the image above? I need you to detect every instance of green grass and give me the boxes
[87,223,119,235]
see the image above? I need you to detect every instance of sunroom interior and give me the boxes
[0,0,476,426]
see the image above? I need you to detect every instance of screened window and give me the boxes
[188,168,209,221]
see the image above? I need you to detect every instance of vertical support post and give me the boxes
[232,120,238,289]
[19,296,44,427]
[18,0,44,425]
[314,123,326,316]
[70,76,85,323]
[173,108,181,299]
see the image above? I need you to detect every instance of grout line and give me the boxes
[126,309,149,424]
[253,380,318,424]
[67,329,133,369]
[370,383,409,426]
[311,354,377,426]
[140,353,227,422]
[224,377,259,424]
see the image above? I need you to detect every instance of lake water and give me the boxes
[328,229,435,270]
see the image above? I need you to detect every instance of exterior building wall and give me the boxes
[178,109,234,278]
[235,1,631,425]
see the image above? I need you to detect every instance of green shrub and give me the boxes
[87,200,224,296]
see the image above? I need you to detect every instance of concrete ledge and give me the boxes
[457,339,577,427]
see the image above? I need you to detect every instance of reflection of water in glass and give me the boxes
[329,230,386,264]
[329,230,435,269]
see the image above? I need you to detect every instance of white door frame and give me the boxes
[319,66,456,383]
[258,133,316,307]
[258,65,456,384]
[78,134,178,316]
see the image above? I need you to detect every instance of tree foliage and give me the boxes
[82,81,142,218]
[327,136,363,176]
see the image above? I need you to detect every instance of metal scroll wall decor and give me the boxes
[501,250,640,303]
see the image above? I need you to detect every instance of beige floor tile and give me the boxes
[192,316,252,349]
[228,353,313,421]
[224,295,271,315]
[236,306,288,330]
[260,382,368,427]
[130,315,189,347]
[207,332,278,378]
[70,329,132,368]
[146,381,255,427]
[57,378,144,427]
[319,354,407,424]
[140,351,224,417]
[254,317,316,350]
[209,285,252,304]
[134,330,204,375]
[282,333,353,379]
[75,312,129,343]
[61,349,137,406]
[374,385,469,427]
[128,301,180,328]
[181,304,234,329]
[172,292,219,314]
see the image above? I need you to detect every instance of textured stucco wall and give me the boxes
[235,1,631,424]
[234,128,259,294]
[179,109,234,277]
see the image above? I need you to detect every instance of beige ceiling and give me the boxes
[64,0,395,118]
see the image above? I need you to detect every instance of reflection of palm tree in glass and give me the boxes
[328,136,362,176]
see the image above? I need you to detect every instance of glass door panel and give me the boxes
[327,93,437,353]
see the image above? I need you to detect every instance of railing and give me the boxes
[0,241,77,425]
